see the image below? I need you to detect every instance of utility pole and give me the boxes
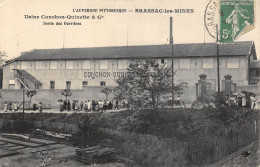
[170,17,174,108]
[22,86,25,123]
[216,24,220,93]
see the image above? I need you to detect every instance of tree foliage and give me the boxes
[100,87,112,101]
[61,89,72,101]
[114,59,177,109]
[25,89,37,109]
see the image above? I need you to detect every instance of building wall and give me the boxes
[2,56,249,90]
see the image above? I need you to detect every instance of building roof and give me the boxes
[15,41,256,61]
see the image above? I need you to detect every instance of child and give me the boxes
[4,102,8,112]
[39,102,43,113]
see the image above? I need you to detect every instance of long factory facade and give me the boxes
[1,41,258,91]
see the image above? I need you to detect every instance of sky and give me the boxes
[0,0,259,59]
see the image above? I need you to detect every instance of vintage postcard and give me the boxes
[0,0,260,166]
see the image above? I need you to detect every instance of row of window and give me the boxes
[160,57,242,69]
[14,60,129,70]
[50,81,106,89]
[11,57,243,71]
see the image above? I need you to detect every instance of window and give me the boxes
[50,81,55,89]
[66,81,71,89]
[100,81,106,86]
[82,81,88,90]
[74,61,82,69]
[100,60,108,69]
[9,80,15,89]
[27,62,35,69]
[118,60,128,69]
[36,61,49,69]
[35,84,39,89]
[66,61,73,69]
[21,61,27,69]
[50,61,58,69]
[161,59,165,64]
[57,61,65,69]
[179,59,191,69]
[83,60,91,69]
[203,58,214,69]
[227,57,239,68]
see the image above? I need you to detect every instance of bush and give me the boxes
[0,120,35,133]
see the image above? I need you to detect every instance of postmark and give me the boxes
[204,0,220,39]
[220,0,255,42]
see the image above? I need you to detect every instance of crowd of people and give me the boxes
[58,99,125,112]
[222,91,258,109]
[3,102,18,112]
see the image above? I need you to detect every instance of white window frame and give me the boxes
[202,58,214,69]
[118,60,128,69]
[66,60,74,69]
[100,60,109,70]
[179,59,191,69]
[21,61,27,69]
[50,61,58,69]
[82,60,91,69]
[227,57,240,69]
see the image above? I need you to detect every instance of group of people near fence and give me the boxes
[59,99,123,112]
[3,101,43,113]
[3,102,18,112]
[223,91,258,109]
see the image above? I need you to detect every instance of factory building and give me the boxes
[1,41,258,91]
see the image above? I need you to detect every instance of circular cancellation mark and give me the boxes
[204,0,220,39]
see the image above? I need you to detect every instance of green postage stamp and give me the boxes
[220,0,255,42]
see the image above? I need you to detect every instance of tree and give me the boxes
[61,89,72,101]
[0,51,8,66]
[25,90,37,109]
[100,87,112,101]
[114,59,177,109]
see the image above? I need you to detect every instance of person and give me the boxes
[33,103,37,111]
[98,100,103,111]
[63,100,67,111]
[87,100,92,111]
[9,102,12,112]
[250,94,256,109]
[168,96,172,106]
[72,100,75,111]
[80,101,83,111]
[95,101,99,111]
[84,101,88,112]
[39,102,43,113]
[75,101,79,111]
[241,93,246,107]
[114,100,119,110]
[4,102,8,112]
[176,96,181,107]
[237,94,242,107]
[122,100,125,108]
[14,102,18,111]
[67,100,71,111]
[60,100,64,112]
[108,101,112,110]
[102,100,107,111]
[92,100,95,111]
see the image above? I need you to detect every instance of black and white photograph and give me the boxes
[0,0,260,166]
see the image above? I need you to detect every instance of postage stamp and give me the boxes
[220,0,255,42]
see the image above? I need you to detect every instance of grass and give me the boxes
[0,107,258,166]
